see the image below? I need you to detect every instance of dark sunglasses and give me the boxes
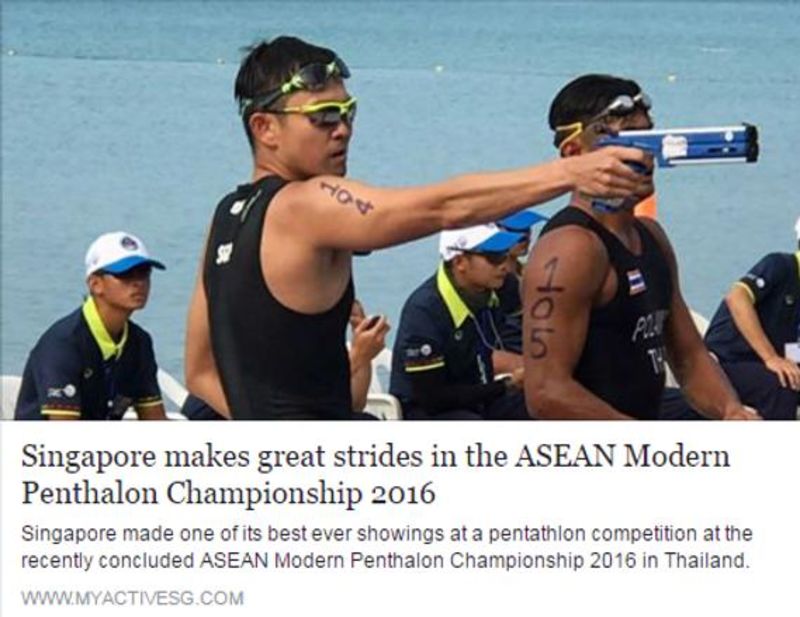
[239,57,351,115]
[270,97,357,128]
[460,250,509,266]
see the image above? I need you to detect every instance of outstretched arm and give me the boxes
[522,227,633,419]
[639,218,760,420]
[271,147,653,253]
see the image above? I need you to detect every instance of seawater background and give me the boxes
[2,0,798,379]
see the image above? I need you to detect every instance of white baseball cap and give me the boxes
[85,231,166,277]
[439,223,525,262]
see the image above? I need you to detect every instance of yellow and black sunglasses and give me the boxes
[270,97,357,128]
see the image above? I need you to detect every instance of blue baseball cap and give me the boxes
[497,210,549,232]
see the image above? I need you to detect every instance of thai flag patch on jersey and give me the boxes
[627,269,646,295]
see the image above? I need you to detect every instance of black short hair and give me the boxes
[548,74,642,148]
[235,36,338,147]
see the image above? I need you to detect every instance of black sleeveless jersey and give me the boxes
[203,176,354,420]
[539,207,673,419]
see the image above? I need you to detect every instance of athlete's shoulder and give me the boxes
[526,224,610,301]
[264,176,327,234]
[534,221,608,262]
[270,175,320,209]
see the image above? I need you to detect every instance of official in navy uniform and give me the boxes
[390,224,530,420]
[702,218,800,420]
[15,232,166,420]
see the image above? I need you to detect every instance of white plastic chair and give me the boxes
[122,408,188,420]
[369,348,393,394]
[364,349,403,419]
[690,310,710,337]
[364,393,403,420]
[157,368,189,410]
[1,375,22,420]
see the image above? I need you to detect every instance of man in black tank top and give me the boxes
[184,39,655,420]
[522,74,759,421]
